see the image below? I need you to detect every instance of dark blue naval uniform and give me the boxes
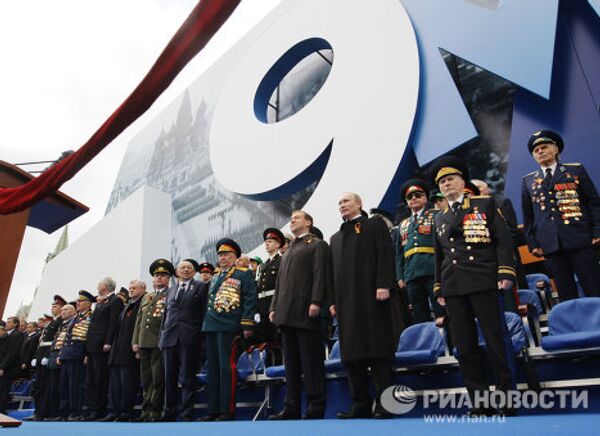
[202,267,257,418]
[396,208,444,323]
[522,162,600,300]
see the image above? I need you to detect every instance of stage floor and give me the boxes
[7,415,597,436]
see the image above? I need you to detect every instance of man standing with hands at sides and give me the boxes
[268,213,329,420]
[522,129,600,300]
[132,259,173,422]
[0,317,24,414]
[330,193,396,419]
[202,239,257,421]
[159,259,208,422]
[85,277,123,421]
[396,179,444,325]
[431,156,515,416]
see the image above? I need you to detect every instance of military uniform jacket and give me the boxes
[522,162,600,255]
[270,235,329,331]
[0,330,24,377]
[132,289,167,349]
[159,279,208,349]
[59,310,93,361]
[87,293,124,354]
[34,316,62,360]
[396,208,438,282]
[202,267,257,333]
[257,254,281,293]
[433,196,516,297]
[109,295,144,366]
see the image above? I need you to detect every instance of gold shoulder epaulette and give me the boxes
[237,267,249,271]
[471,195,491,198]
[522,171,537,178]
[563,162,582,166]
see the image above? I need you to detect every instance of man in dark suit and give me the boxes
[84,276,124,420]
[431,156,515,415]
[330,193,397,419]
[0,317,25,413]
[268,214,329,420]
[19,322,40,378]
[159,259,208,421]
[521,129,600,300]
[101,280,146,421]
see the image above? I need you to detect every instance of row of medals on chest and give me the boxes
[531,179,582,224]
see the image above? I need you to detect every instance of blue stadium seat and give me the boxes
[541,297,600,351]
[10,379,33,397]
[518,289,543,316]
[237,348,267,381]
[477,312,528,354]
[526,273,554,312]
[323,340,344,373]
[393,322,446,366]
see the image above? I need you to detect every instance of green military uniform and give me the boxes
[202,238,257,420]
[396,208,444,323]
[132,288,167,420]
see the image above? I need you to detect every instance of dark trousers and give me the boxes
[280,326,326,416]
[85,352,110,417]
[545,246,600,301]
[32,361,49,409]
[205,332,238,416]
[406,275,444,323]
[0,375,14,413]
[162,342,199,418]
[109,364,140,418]
[343,359,392,413]
[39,367,61,418]
[140,348,164,419]
[445,290,513,406]
[59,359,85,417]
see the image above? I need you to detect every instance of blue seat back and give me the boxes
[237,349,266,375]
[397,322,445,356]
[517,289,543,316]
[477,312,527,352]
[548,297,600,335]
[526,273,550,291]
[329,340,340,360]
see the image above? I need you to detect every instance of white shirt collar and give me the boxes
[296,232,309,239]
[449,195,465,209]
[541,161,558,175]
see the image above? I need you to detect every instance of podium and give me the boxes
[0,160,88,323]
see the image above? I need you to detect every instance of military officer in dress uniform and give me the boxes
[201,238,257,421]
[31,295,66,420]
[521,129,600,300]
[396,179,444,325]
[132,259,173,422]
[255,228,285,360]
[431,156,515,415]
[58,290,94,420]
[199,262,215,284]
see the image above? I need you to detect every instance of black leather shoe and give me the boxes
[44,417,62,422]
[67,415,83,422]
[158,415,177,422]
[373,410,394,419]
[497,406,518,417]
[268,409,301,420]
[215,413,235,421]
[199,414,219,422]
[337,408,372,419]
[116,415,133,422]
[98,414,118,422]
[302,410,324,420]
[179,414,194,422]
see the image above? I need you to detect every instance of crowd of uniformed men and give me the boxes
[1,129,599,421]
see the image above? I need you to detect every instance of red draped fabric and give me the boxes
[0,0,240,215]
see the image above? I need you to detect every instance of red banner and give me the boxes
[0,0,240,215]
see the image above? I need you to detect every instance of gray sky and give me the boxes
[0,0,279,318]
